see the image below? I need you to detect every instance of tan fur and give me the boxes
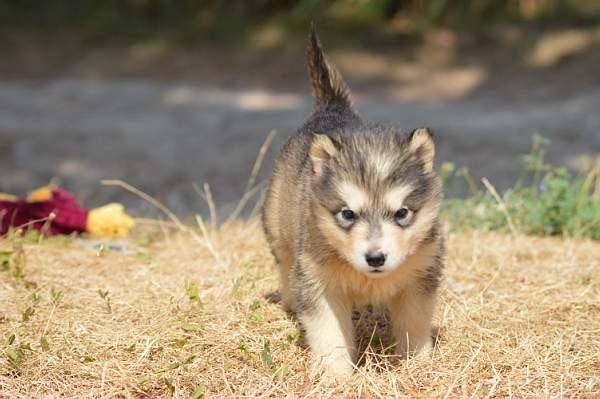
[408,128,436,173]
[309,134,337,176]
[297,268,356,377]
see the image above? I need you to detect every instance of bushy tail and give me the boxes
[306,25,354,112]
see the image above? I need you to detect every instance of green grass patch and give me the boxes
[443,134,600,240]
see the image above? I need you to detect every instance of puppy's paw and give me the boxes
[395,335,433,359]
[414,338,433,358]
[310,353,354,382]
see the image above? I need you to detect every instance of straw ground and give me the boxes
[0,219,599,398]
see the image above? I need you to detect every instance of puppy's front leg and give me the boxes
[389,288,435,357]
[298,289,355,377]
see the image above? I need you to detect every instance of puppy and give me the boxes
[262,28,444,377]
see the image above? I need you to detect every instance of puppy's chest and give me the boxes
[322,262,413,305]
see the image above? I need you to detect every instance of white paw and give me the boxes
[415,339,433,358]
[395,335,433,358]
[310,353,354,381]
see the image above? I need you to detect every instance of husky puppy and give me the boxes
[262,28,444,377]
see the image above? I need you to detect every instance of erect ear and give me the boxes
[408,127,435,173]
[309,134,337,176]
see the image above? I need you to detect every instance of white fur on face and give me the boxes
[323,180,437,279]
[337,182,369,212]
[340,184,418,278]
[383,185,413,210]
[344,220,407,278]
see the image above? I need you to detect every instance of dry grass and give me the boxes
[1,220,599,398]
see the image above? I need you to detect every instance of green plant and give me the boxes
[443,134,600,240]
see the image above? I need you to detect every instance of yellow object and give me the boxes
[87,203,135,238]
[0,192,18,201]
[27,186,54,202]
[0,186,54,202]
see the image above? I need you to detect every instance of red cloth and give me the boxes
[0,189,88,235]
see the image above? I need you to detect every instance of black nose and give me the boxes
[365,251,386,267]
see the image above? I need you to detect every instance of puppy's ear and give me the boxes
[408,128,435,173]
[309,134,337,176]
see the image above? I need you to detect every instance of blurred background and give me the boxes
[1,0,599,218]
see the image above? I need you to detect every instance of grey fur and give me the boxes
[306,25,355,112]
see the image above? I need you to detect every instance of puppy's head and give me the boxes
[309,127,442,277]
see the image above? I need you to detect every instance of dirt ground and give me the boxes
[1,27,600,216]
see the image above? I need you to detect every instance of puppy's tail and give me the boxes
[306,25,354,112]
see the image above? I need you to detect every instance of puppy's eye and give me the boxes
[394,207,413,227]
[336,207,356,228]
[341,209,355,221]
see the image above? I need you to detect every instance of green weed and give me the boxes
[443,135,600,240]
[184,282,204,311]
[190,384,205,399]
